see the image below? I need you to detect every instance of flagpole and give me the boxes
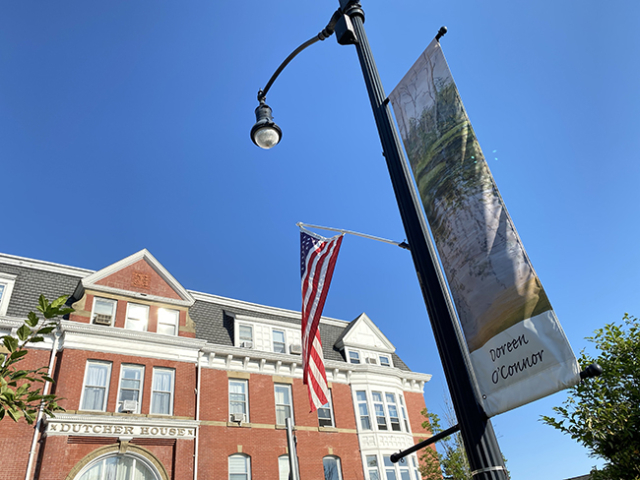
[337,1,508,478]
[297,222,409,249]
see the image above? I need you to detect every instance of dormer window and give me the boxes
[125,303,149,332]
[272,330,286,353]
[238,325,253,348]
[157,308,179,336]
[348,350,361,364]
[91,297,117,326]
[379,355,391,367]
[0,273,17,316]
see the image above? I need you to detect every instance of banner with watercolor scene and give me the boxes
[389,39,580,416]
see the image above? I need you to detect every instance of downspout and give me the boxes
[25,325,61,480]
[194,351,202,480]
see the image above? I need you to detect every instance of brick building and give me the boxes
[0,250,433,480]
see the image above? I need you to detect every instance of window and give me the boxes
[91,297,117,326]
[272,329,286,353]
[81,361,112,411]
[366,455,380,480]
[382,456,411,480]
[348,350,361,364]
[117,364,144,413]
[238,324,253,346]
[274,384,294,425]
[386,393,401,431]
[399,395,410,432]
[379,355,391,367]
[125,303,149,331]
[410,456,421,480]
[278,456,290,480]
[157,308,179,335]
[77,453,159,480]
[383,456,397,480]
[150,368,174,415]
[229,454,250,480]
[0,273,16,317]
[318,390,334,427]
[323,456,342,480]
[356,391,371,430]
[372,392,388,430]
[229,379,249,422]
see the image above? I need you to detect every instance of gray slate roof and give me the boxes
[1,256,412,372]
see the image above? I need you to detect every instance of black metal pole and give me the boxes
[338,1,507,478]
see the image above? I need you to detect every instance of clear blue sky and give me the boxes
[2,1,639,478]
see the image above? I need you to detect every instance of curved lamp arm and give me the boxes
[257,9,342,103]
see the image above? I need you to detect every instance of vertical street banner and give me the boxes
[389,39,580,417]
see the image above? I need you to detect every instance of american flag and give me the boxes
[300,228,343,411]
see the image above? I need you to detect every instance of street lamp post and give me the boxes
[251,2,508,479]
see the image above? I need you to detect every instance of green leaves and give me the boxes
[542,314,640,480]
[1,294,73,425]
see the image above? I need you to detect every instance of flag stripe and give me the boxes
[300,229,343,412]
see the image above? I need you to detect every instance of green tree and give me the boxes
[419,408,470,480]
[542,314,640,480]
[0,295,72,424]
[419,399,509,480]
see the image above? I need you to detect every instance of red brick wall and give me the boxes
[405,391,430,439]
[95,259,182,300]
[0,348,52,479]
[52,349,196,417]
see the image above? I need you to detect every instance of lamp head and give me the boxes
[251,102,282,149]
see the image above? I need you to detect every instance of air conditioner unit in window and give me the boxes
[93,314,112,326]
[289,344,302,355]
[366,357,378,365]
[121,400,138,413]
[230,413,245,423]
[240,341,253,348]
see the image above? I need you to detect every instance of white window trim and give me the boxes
[355,390,372,431]
[150,367,175,416]
[236,322,254,347]
[125,303,149,332]
[116,364,145,414]
[229,378,249,423]
[90,296,117,327]
[157,307,179,336]
[382,454,412,480]
[365,454,381,480]
[272,328,286,354]
[229,453,251,480]
[318,389,335,428]
[399,394,411,433]
[79,360,112,412]
[323,455,343,480]
[0,273,17,317]
[348,349,361,364]
[384,392,402,432]
[274,383,294,426]
[75,452,161,480]
[379,354,392,367]
[278,455,291,480]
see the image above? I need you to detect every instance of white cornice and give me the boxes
[190,291,349,327]
[0,253,93,277]
[85,285,193,307]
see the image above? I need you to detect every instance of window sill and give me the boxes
[227,421,252,428]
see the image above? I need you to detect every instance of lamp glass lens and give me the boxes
[254,127,280,149]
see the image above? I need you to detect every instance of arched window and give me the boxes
[278,455,290,480]
[229,453,251,480]
[76,453,160,480]
[323,456,343,480]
